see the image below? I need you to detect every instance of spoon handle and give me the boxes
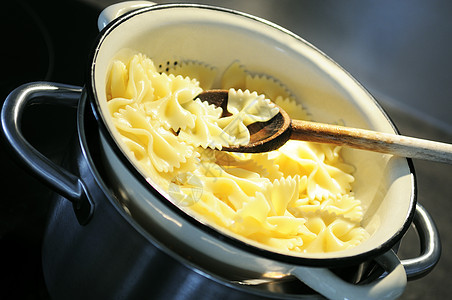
[291,119,452,163]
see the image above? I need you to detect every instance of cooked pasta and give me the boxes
[106,52,369,254]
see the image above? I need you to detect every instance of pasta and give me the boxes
[106,52,369,254]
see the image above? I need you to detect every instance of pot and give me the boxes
[0,2,441,299]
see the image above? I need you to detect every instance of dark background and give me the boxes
[1,0,451,299]
[0,1,99,299]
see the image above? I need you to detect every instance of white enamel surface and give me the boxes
[93,3,413,299]
[97,1,156,31]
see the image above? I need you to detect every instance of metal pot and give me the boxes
[0,2,441,299]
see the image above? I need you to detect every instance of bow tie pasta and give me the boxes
[106,52,369,254]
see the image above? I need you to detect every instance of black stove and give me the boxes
[0,1,101,298]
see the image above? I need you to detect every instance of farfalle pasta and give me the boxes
[106,52,369,254]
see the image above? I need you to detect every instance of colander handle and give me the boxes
[97,1,156,31]
[290,250,406,300]
[1,82,93,225]
[289,203,441,299]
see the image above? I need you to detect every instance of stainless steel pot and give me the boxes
[0,82,440,299]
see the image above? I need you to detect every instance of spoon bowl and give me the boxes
[198,89,452,164]
[197,90,292,152]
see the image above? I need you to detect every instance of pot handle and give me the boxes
[1,82,94,225]
[401,203,441,279]
[98,1,156,31]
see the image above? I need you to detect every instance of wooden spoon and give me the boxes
[197,90,452,164]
